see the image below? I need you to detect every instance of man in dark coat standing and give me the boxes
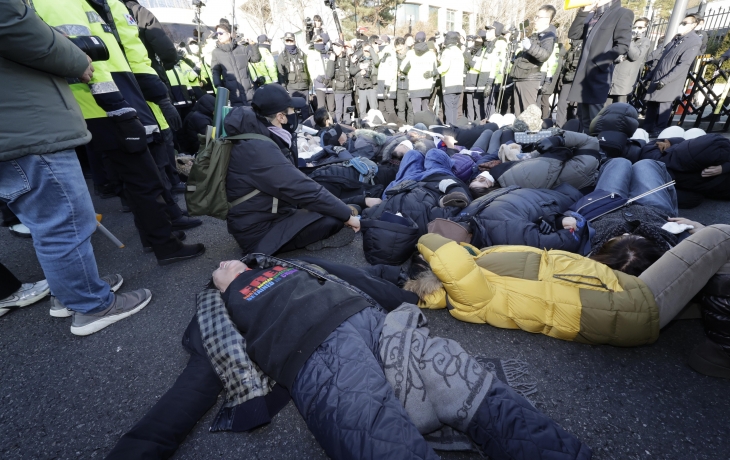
[211,23,261,106]
[643,15,702,137]
[510,5,557,116]
[608,17,652,104]
[225,84,361,255]
[567,0,633,132]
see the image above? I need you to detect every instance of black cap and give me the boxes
[415,31,426,43]
[283,32,295,41]
[251,84,306,116]
[257,34,270,44]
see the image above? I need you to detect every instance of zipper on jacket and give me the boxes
[552,274,613,292]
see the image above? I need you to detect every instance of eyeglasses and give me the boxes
[632,26,646,29]
[216,32,227,36]
[680,21,694,26]
[534,15,550,20]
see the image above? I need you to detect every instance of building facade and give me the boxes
[395,0,481,35]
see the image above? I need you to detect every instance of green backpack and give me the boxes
[185,132,278,220]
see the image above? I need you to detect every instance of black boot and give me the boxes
[155,243,206,266]
[688,274,730,379]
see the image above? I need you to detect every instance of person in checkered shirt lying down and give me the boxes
[106,254,591,460]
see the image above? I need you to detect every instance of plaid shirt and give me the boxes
[196,288,275,412]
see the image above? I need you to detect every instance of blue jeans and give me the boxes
[595,158,679,217]
[0,150,113,313]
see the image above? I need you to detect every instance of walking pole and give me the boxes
[95,214,125,248]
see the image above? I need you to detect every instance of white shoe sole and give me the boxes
[49,277,124,318]
[0,288,50,310]
[70,292,152,337]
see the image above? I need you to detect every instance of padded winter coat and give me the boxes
[211,41,262,106]
[376,44,399,99]
[453,184,584,252]
[223,106,351,254]
[511,26,557,81]
[495,131,600,190]
[610,36,651,96]
[179,94,214,154]
[437,44,465,94]
[400,43,438,98]
[417,233,660,347]
[589,102,639,137]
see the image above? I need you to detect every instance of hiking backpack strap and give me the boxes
[226,133,281,213]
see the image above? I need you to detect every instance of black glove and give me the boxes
[483,79,494,96]
[423,71,433,79]
[112,113,148,154]
[538,217,555,235]
[157,98,182,132]
[399,75,406,81]
[537,135,564,153]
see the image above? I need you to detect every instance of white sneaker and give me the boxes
[8,223,31,238]
[0,280,50,316]
[49,274,123,318]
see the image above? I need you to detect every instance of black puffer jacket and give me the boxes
[223,106,351,254]
[511,25,557,80]
[589,102,639,137]
[179,94,214,154]
[453,184,584,252]
[211,42,262,106]
[309,162,392,208]
[360,173,471,265]
[659,134,730,200]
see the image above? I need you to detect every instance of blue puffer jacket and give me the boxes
[453,184,585,251]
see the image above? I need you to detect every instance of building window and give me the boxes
[446,9,456,31]
[429,6,439,29]
[463,11,471,33]
[397,3,420,27]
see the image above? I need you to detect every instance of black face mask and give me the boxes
[314,43,325,52]
[283,112,299,133]
[285,44,298,54]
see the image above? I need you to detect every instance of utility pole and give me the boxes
[663,0,689,47]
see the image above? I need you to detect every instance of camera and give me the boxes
[68,35,109,61]
[345,106,356,114]
[324,0,336,10]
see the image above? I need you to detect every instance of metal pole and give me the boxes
[663,0,689,47]
[393,0,397,36]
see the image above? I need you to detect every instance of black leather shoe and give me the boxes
[171,215,203,230]
[156,243,206,266]
[143,230,186,253]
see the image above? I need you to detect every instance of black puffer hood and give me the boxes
[414,42,430,56]
[192,94,215,117]
[223,106,271,137]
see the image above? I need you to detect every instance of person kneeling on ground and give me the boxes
[224,84,361,254]
[107,255,591,460]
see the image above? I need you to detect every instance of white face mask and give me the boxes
[189,45,200,55]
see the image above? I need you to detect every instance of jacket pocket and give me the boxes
[52,77,75,111]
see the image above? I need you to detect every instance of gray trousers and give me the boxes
[443,93,461,125]
[396,89,414,124]
[513,79,541,116]
[334,93,352,124]
[411,97,431,113]
[639,224,730,328]
[556,82,576,127]
[357,88,378,118]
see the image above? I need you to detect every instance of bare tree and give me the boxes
[239,0,274,35]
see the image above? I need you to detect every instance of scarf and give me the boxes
[268,126,292,147]
[285,44,298,54]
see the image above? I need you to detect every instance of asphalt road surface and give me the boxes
[1,185,729,460]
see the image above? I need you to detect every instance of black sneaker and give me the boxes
[143,230,186,253]
[70,289,152,336]
[156,243,206,266]
[171,215,203,230]
[305,227,356,251]
[688,339,730,379]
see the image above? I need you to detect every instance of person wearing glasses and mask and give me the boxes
[509,5,557,116]
[608,17,652,104]
[224,84,361,255]
[567,0,633,132]
[211,23,261,106]
[642,15,702,137]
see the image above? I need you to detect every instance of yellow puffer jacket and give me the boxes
[416,234,660,347]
